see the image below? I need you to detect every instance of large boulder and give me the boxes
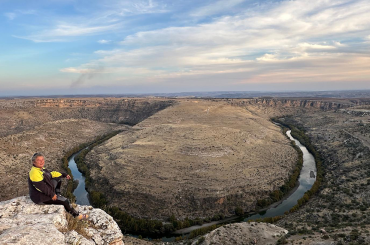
[0,196,123,245]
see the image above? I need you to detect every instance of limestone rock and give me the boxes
[192,222,288,245]
[0,196,124,245]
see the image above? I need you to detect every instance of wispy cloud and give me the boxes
[9,1,164,43]
[114,0,169,15]
[61,0,370,89]
[15,23,121,42]
[4,12,16,20]
[10,1,171,43]
[98,39,111,44]
[189,0,245,17]
[4,9,36,20]
[4,0,369,92]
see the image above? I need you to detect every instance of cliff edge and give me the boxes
[0,196,123,245]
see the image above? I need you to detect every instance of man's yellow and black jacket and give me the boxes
[28,166,67,204]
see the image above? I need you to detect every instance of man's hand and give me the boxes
[66,175,71,180]
[52,194,57,201]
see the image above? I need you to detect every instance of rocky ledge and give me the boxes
[189,222,288,245]
[0,196,123,245]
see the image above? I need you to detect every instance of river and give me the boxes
[243,130,316,220]
[69,152,90,205]
[69,129,317,240]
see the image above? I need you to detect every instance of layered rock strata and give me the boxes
[0,98,174,137]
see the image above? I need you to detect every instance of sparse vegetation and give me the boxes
[189,225,220,239]
[65,213,90,239]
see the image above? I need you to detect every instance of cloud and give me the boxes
[4,9,37,20]
[61,0,370,89]
[114,0,169,15]
[98,39,111,44]
[4,12,16,20]
[15,23,121,42]
[189,0,245,17]
[60,67,99,74]
[10,0,170,43]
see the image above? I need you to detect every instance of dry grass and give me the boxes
[65,213,91,239]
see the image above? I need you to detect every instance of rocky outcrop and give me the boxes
[191,222,288,245]
[0,196,123,245]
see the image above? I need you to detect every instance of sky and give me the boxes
[1,0,370,96]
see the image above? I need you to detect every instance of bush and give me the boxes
[276,236,288,244]
[189,225,220,239]
[196,236,205,245]
[235,207,244,216]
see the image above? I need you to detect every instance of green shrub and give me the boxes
[235,207,244,216]
[196,236,205,245]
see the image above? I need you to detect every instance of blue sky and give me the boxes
[1,0,370,96]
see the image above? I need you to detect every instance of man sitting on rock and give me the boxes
[28,152,88,220]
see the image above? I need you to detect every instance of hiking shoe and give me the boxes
[77,214,89,220]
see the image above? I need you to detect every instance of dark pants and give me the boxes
[43,179,79,217]
[52,178,62,194]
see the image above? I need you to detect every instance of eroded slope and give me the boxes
[85,100,297,219]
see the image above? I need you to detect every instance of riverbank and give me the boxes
[69,151,90,205]
[61,130,124,203]
[272,117,324,213]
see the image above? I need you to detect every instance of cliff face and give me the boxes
[0,98,175,138]
[34,98,175,125]
[228,98,370,110]
[0,196,124,245]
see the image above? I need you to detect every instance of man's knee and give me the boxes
[52,179,61,188]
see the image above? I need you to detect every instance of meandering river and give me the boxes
[69,129,317,240]
[244,130,316,220]
[69,152,90,205]
[171,130,317,236]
